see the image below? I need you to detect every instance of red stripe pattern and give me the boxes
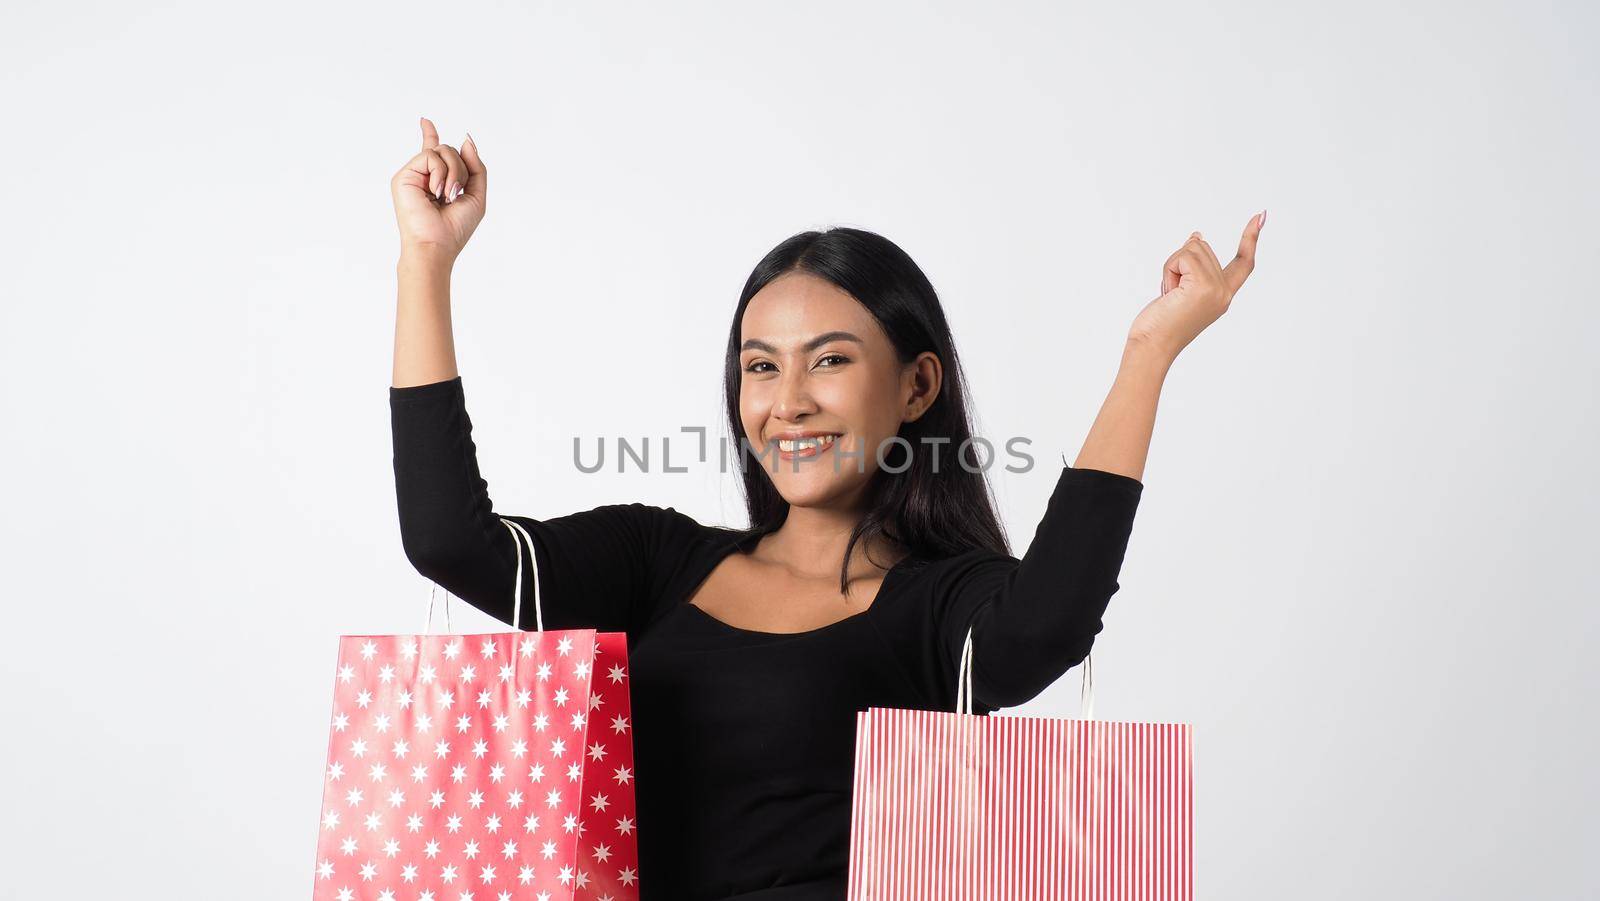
[847,708,1192,900]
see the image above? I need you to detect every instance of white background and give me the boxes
[3,1,1596,897]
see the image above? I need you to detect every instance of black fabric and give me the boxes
[390,375,1144,901]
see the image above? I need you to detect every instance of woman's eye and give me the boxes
[745,361,774,374]
[816,353,849,368]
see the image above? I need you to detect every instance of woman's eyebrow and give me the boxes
[741,331,864,354]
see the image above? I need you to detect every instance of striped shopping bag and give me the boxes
[846,630,1193,900]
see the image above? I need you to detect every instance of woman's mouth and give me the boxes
[776,434,839,460]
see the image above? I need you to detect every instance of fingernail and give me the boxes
[1259,209,1267,228]
[464,132,476,149]
[449,182,459,201]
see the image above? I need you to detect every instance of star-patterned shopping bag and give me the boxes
[311,519,642,900]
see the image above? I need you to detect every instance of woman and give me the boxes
[389,117,1263,900]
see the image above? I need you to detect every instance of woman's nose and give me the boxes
[773,371,818,420]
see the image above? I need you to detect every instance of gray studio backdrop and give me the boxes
[2,1,1595,897]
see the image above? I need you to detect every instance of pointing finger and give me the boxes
[1222,210,1265,295]
[420,116,440,151]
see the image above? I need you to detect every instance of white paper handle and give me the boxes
[421,517,546,634]
[954,624,1095,719]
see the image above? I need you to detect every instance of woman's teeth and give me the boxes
[778,435,839,453]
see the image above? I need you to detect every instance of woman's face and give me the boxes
[738,271,941,512]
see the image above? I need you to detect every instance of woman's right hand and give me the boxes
[390,116,487,260]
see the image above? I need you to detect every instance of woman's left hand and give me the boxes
[1128,211,1265,360]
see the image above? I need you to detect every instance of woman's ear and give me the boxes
[902,352,943,423]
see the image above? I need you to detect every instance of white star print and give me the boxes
[315,632,637,897]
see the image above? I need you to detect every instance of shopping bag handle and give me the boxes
[421,516,546,634]
[954,624,1095,719]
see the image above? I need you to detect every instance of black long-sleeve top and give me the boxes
[391,375,1144,901]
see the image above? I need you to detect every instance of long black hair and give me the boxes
[722,226,1011,593]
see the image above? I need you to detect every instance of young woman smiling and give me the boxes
[388,118,1264,900]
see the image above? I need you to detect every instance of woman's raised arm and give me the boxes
[390,116,486,389]
[1073,212,1266,481]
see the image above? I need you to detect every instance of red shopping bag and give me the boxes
[310,518,642,900]
[846,630,1192,900]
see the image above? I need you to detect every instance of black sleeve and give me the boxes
[390,376,703,637]
[933,465,1145,710]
